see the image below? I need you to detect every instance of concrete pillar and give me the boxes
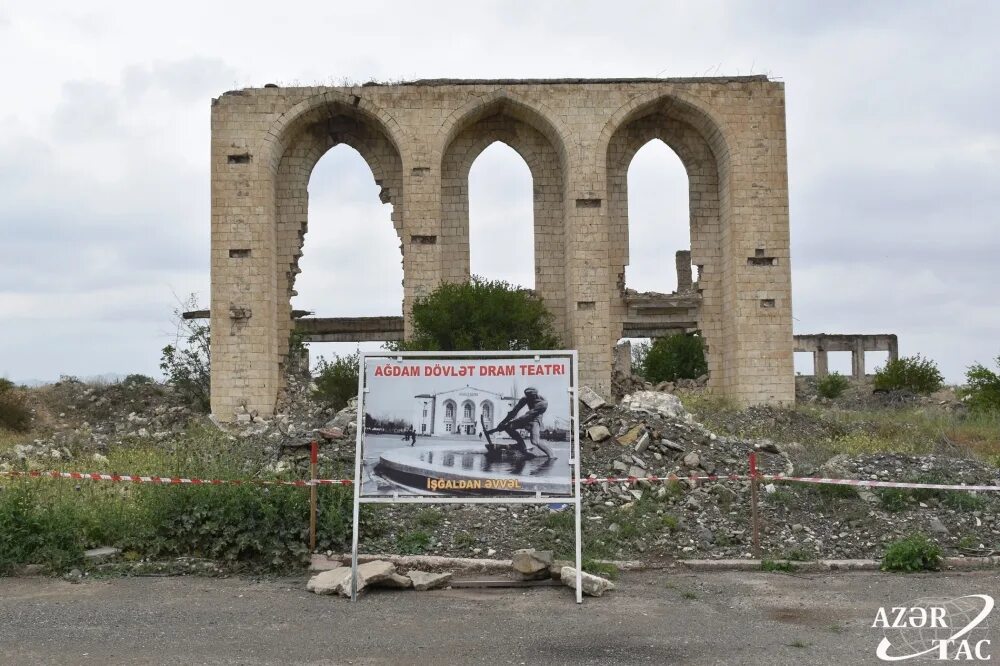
[852,340,866,380]
[675,250,693,293]
[888,336,899,363]
[813,350,828,378]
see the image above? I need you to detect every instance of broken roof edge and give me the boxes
[221,75,775,96]
[392,74,770,86]
[371,76,773,86]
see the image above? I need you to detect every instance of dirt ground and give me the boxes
[0,570,996,665]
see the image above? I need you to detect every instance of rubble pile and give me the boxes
[0,377,197,466]
[4,375,997,565]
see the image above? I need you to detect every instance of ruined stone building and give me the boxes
[209,77,793,420]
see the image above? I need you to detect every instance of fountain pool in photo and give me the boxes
[361,434,573,496]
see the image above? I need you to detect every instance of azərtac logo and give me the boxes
[873,595,994,661]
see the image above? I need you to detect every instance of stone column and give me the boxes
[400,153,442,337]
[564,193,612,397]
[675,250,693,292]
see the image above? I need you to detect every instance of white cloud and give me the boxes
[0,0,997,385]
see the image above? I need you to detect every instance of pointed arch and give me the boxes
[603,91,728,385]
[438,93,569,336]
[271,97,405,387]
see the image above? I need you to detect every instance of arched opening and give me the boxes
[271,99,405,387]
[480,400,494,429]
[444,400,456,433]
[461,399,476,435]
[468,142,534,288]
[605,99,724,386]
[438,101,567,336]
[625,139,691,293]
[293,144,403,319]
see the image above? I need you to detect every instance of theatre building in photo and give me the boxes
[413,386,514,436]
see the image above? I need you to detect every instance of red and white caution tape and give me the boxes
[582,473,746,485]
[3,470,998,493]
[762,474,1000,493]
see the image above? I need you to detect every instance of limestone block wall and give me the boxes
[209,78,795,420]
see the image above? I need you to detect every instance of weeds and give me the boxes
[881,533,942,572]
[415,508,443,529]
[760,559,796,572]
[396,530,432,555]
[582,558,618,580]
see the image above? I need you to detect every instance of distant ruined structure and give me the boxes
[208,77,794,420]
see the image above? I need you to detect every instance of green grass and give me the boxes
[0,427,35,453]
[761,559,796,573]
[878,488,911,512]
[0,425,355,574]
[396,530,432,555]
[581,558,618,580]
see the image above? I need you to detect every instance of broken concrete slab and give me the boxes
[309,554,343,571]
[587,425,611,442]
[407,570,452,591]
[306,560,397,597]
[578,386,608,410]
[560,566,615,597]
[621,391,688,420]
[617,424,645,447]
[306,567,351,595]
[377,573,413,589]
[511,549,553,580]
[84,547,121,563]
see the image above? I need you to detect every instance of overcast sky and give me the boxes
[1,1,997,384]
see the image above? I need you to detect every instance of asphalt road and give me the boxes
[0,570,996,665]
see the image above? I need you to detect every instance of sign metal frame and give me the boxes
[350,350,583,603]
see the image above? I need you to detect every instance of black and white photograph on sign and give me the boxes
[360,356,574,497]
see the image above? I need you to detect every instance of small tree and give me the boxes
[394,276,560,351]
[160,296,211,412]
[640,333,708,383]
[0,379,31,432]
[816,372,850,399]
[873,354,943,395]
[962,356,1000,413]
[312,353,359,411]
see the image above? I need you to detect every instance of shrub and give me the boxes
[393,276,560,351]
[160,297,211,412]
[640,333,708,383]
[816,372,850,399]
[312,353,359,411]
[121,374,155,387]
[0,380,31,432]
[140,484,313,567]
[962,356,1000,413]
[873,355,943,395]
[881,533,942,572]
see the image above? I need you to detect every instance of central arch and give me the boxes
[438,96,569,338]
